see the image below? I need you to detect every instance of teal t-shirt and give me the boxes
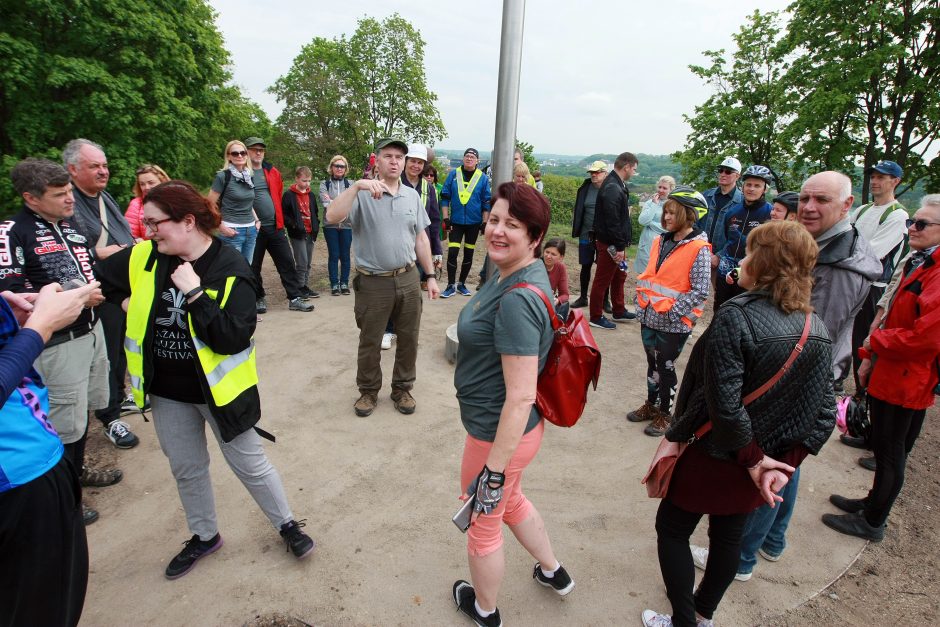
[455,262,554,441]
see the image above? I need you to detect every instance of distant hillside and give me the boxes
[541,153,683,186]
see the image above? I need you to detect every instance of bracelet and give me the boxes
[184,286,204,300]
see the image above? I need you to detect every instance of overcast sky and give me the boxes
[209,0,792,156]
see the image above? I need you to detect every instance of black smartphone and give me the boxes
[62,278,86,290]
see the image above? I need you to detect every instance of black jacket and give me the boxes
[667,291,836,459]
[591,171,632,250]
[571,178,593,238]
[282,187,319,240]
[96,239,262,442]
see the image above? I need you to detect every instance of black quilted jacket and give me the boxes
[667,291,836,459]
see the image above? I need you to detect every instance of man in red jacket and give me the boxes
[824,194,940,541]
[245,137,313,313]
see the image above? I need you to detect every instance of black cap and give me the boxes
[464,148,479,158]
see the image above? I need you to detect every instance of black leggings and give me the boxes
[655,499,747,626]
[864,395,926,526]
[446,223,482,286]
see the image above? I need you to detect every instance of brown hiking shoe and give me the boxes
[354,392,377,417]
[644,409,671,437]
[627,400,657,422]
[81,466,123,487]
[390,389,416,414]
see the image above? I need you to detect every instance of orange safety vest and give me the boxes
[636,236,710,330]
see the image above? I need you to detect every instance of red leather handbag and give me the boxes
[510,283,602,427]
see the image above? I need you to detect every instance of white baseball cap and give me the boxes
[406,144,428,162]
[718,157,742,173]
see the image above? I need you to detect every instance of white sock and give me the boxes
[540,561,560,578]
[474,600,495,618]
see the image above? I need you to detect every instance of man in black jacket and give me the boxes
[589,152,638,329]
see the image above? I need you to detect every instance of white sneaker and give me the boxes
[381,333,395,350]
[642,609,673,627]
[690,544,709,571]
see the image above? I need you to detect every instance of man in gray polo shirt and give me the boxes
[326,138,440,417]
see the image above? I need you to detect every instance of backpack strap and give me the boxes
[217,169,232,205]
[508,282,563,332]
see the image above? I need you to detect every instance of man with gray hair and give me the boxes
[797,171,882,386]
[63,138,141,450]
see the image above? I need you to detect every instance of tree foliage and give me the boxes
[269,14,445,177]
[0,0,269,214]
[673,11,796,191]
[676,1,940,200]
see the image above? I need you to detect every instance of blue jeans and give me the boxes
[218,225,257,263]
[323,226,352,286]
[737,466,800,574]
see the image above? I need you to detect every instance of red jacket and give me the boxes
[262,161,285,230]
[863,247,940,409]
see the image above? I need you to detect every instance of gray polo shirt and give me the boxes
[348,185,430,273]
[252,169,277,226]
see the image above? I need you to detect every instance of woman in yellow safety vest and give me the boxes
[628,186,712,437]
[94,180,315,580]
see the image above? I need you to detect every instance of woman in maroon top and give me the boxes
[541,238,569,318]
[642,221,836,627]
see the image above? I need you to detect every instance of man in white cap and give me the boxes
[570,160,609,309]
[701,156,744,251]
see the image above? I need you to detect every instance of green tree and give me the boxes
[781,0,940,201]
[269,14,445,175]
[0,0,268,213]
[673,11,797,191]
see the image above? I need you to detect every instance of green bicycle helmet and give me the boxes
[667,185,708,220]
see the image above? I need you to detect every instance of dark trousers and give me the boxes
[0,457,88,627]
[641,325,690,414]
[851,285,884,391]
[589,240,626,319]
[446,223,482,286]
[656,499,747,626]
[713,275,746,310]
[93,301,126,427]
[251,224,302,300]
[864,395,926,526]
[352,267,423,393]
[63,422,88,474]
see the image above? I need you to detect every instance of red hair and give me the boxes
[494,182,551,257]
[145,180,221,236]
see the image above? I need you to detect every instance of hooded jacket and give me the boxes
[810,220,882,381]
[862,246,940,409]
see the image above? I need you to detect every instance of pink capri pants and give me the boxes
[460,420,544,557]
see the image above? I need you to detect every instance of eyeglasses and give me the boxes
[332,163,347,169]
[717,167,737,175]
[906,218,940,231]
[229,151,247,157]
[142,217,173,232]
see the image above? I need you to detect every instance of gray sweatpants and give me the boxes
[150,395,294,541]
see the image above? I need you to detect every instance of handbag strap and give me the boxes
[742,311,813,406]
[508,282,563,332]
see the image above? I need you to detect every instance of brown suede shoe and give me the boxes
[644,409,670,437]
[390,389,416,415]
[354,392,377,417]
[627,400,657,422]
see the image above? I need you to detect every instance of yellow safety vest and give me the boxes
[636,237,710,330]
[124,241,258,409]
[456,168,483,205]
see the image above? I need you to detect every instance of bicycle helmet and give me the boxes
[845,393,871,440]
[667,185,708,220]
[773,191,799,214]
[742,165,774,186]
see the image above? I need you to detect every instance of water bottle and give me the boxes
[608,245,628,272]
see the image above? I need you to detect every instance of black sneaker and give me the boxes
[570,296,588,309]
[533,562,575,595]
[280,519,315,559]
[331,284,341,296]
[453,580,502,627]
[165,533,223,580]
[120,394,138,416]
[106,419,139,449]
[82,503,99,526]
[858,456,876,471]
[340,283,350,295]
[256,297,267,314]
[612,310,637,322]
[840,433,869,449]
[829,494,867,513]
[821,511,885,542]
[289,297,314,312]
[301,286,320,298]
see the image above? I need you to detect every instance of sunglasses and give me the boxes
[906,218,940,231]
[717,167,737,175]
[229,150,247,157]
[332,163,347,169]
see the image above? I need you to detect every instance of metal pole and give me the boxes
[486,0,526,282]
